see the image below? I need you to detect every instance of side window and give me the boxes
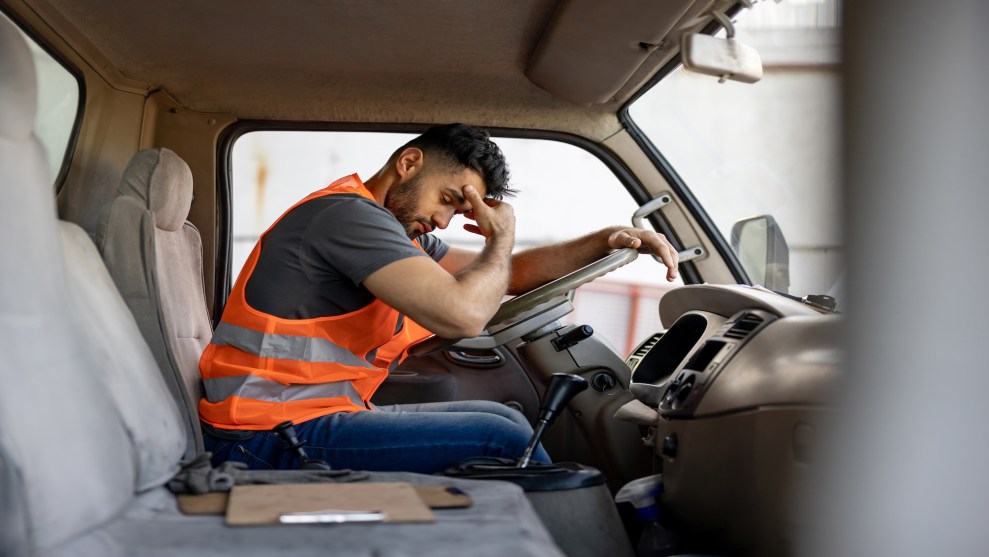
[231,131,680,355]
[5,14,81,185]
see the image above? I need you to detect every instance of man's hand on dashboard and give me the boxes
[607,228,679,281]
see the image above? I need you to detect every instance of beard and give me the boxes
[384,173,430,239]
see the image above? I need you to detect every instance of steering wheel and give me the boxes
[407,248,638,356]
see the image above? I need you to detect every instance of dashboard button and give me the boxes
[670,376,695,410]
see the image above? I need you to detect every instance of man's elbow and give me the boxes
[428,311,490,339]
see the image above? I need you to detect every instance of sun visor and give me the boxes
[526,0,697,105]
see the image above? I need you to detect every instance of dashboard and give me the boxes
[620,284,842,556]
[626,284,839,418]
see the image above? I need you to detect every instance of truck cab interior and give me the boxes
[3,1,988,556]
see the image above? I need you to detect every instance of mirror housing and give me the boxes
[731,215,789,292]
[681,33,763,84]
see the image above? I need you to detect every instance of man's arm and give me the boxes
[508,226,678,294]
[439,226,679,296]
[363,186,515,338]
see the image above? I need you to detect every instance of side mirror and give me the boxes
[731,215,789,292]
[680,33,763,84]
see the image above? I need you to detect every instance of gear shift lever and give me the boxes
[517,373,589,468]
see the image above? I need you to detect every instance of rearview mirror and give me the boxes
[681,33,763,84]
[731,215,789,292]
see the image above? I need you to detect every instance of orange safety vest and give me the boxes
[199,175,433,430]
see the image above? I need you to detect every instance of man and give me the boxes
[199,123,678,474]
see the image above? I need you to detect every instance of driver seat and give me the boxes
[96,148,213,458]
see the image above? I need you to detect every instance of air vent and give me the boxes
[723,313,764,340]
[626,333,663,367]
[633,333,663,358]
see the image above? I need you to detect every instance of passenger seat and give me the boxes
[0,15,186,552]
[96,148,213,457]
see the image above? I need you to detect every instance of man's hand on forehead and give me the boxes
[455,183,487,208]
[460,185,515,241]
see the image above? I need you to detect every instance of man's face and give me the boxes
[385,166,486,239]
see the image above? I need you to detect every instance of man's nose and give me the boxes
[434,209,454,230]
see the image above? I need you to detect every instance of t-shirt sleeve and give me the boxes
[301,196,428,285]
[416,233,450,262]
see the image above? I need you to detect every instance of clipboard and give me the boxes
[412,485,472,508]
[224,482,435,525]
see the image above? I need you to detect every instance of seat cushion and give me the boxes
[41,474,565,557]
[154,221,212,406]
[59,220,186,491]
[0,442,30,557]
[0,15,137,551]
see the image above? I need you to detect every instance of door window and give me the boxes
[230,131,681,354]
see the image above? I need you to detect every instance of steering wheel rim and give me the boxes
[486,247,639,327]
[406,248,638,357]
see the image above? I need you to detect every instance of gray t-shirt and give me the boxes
[244,193,449,319]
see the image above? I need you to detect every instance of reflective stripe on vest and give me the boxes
[211,322,375,370]
[203,373,364,406]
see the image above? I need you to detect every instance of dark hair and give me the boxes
[395,123,515,199]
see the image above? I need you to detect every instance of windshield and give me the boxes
[629,0,842,302]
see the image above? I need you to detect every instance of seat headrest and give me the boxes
[117,148,194,232]
[0,16,36,140]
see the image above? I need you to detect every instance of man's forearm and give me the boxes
[438,223,678,301]
[450,233,514,330]
[507,226,621,295]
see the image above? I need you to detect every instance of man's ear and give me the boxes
[395,147,424,181]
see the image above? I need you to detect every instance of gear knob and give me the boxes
[539,373,589,425]
[517,373,589,468]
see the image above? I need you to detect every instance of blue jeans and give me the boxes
[203,400,551,474]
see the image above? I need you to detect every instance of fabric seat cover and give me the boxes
[97,148,213,457]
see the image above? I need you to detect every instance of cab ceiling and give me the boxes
[18,0,715,139]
